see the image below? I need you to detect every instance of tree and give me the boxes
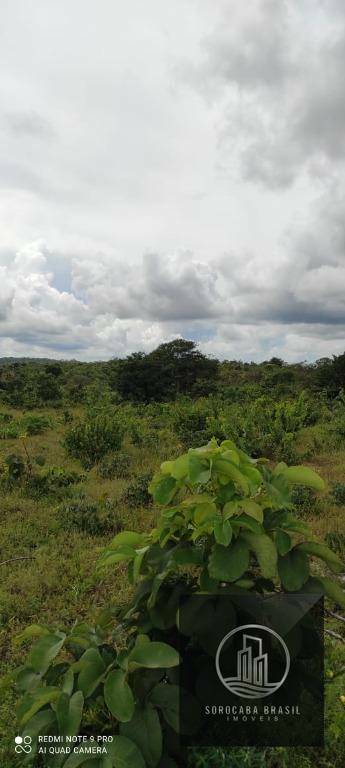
[115,339,219,401]
[314,352,345,396]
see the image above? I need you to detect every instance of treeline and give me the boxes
[0,339,344,408]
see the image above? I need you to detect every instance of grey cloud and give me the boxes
[185,0,345,187]
[77,251,222,322]
[201,1,296,92]
[0,234,345,361]
[4,110,55,139]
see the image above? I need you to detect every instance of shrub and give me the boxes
[64,413,125,467]
[21,414,51,435]
[98,452,132,479]
[27,467,83,497]
[0,422,20,439]
[121,472,152,508]
[17,439,345,768]
[0,411,14,423]
[291,485,318,516]
[58,496,123,535]
[331,482,345,506]
[4,453,25,482]
[171,398,222,446]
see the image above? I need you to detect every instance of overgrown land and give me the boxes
[1,340,345,768]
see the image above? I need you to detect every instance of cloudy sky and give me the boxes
[0,0,345,361]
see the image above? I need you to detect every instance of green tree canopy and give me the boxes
[115,339,219,401]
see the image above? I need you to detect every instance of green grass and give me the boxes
[0,406,345,767]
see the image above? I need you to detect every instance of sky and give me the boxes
[0,0,345,362]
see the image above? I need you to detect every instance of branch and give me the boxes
[326,666,345,683]
[326,609,345,624]
[0,556,35,567]
[325,628,344,641]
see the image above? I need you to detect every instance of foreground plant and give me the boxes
[16,438,345,767]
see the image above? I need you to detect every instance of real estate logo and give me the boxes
[215,624,290,700]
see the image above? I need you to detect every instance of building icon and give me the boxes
[237,635,268,687]
[216,623,291,700]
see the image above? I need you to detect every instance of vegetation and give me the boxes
[1,340,345,768]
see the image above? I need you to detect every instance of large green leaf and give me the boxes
[22,708,56,742]
[237,499,263,523]
[194,501,217,524]
[64,751,99,768]
[298,542,344,574]
[16,667,42,693]
[120,706,162,767]
[279,466,325,491]
[278,549,310,591]
[77,648,106,697]
[241,532,277,579]
[208,540,249,582]
[275,529,292,556]
[56,691,84,736]
[98,546,137,568]
[315,577,345,609]
[214,518,232,546]
[240,464,263,489]
[149,683,201,735]
[170,453,189,480]
[132,547,150,583]
[128,641,179,670]
[231,514,263,535]
[15,624,51,645]
[147,571,171,610]
[104,670,135,722]
[109,531,147,549]
[152,476,177,505]
[29,633,65,675]
[188,454,211,485]
[64,737,143,768]
[17,687,61,726]
[104,736,146,768]
[62,668,75,696]
[149,683,179,731]
[171,546,204,566]
[222,448,240,465]
[213,458,249,494]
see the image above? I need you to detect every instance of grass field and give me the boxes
[0,402,345,768]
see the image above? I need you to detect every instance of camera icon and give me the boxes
[14,735,32,754]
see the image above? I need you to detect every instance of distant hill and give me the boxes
[0,357,66,365]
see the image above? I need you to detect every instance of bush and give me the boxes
[21,414,51,435]
[98,452,132,479]
[4,453,25,482]
[0,422,20,439]
[121,472,152,508]
[58,495,123,535]
[291,485,318,516]
[64,413,125,467]
[27,467,83,497]
[0,411,14,423]
[172,399,221,446]
[331,482,345,506]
